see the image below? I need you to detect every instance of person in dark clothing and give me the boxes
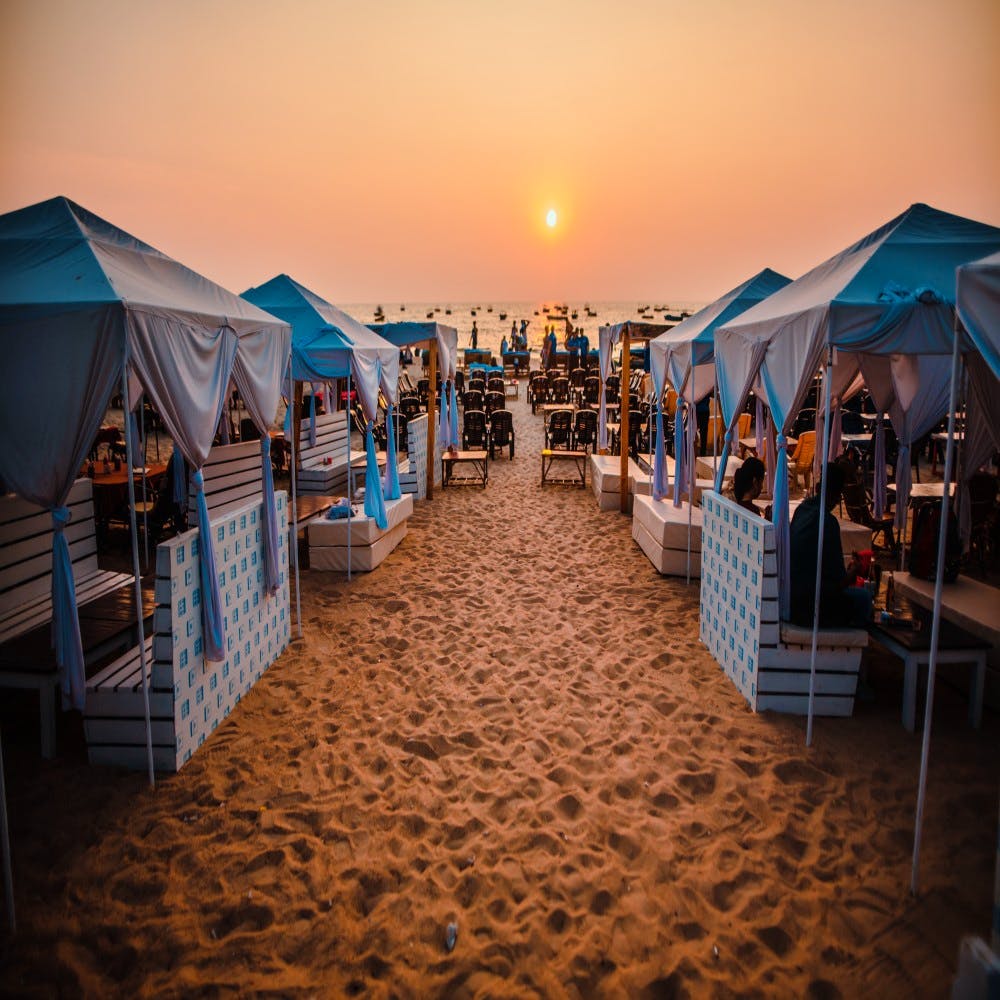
[696,394,712,455]
[732,457,765,514]
[789,463,872,627]
[470,322,478,350]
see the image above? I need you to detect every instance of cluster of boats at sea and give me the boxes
[370,302,602,324]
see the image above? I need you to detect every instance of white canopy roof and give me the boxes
[650,267,791,403]
[957,250,1000,381]
[0,195,291,505]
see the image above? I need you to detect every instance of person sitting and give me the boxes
[789,462,872,628]
[732,457,765,514]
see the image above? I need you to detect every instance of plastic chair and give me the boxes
[489,409,515,460]
[573,409,598,453]
[788,430,816,490]
[551,376,571,405]
[462,410,488,450]
[484,390,505,415]
[463,390,484,412]
[545,409,574,450]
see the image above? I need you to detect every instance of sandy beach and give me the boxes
[1,390,997,998]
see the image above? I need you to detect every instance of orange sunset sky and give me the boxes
[1,0,998,303]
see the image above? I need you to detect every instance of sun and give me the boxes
[546,209,557,228]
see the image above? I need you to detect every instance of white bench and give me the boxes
[632,495,703,578]
[307,495,413,573]
[395,414,441,499]
[588,454,649,512]
[700,491,868,717]
[84,492,291,771]
[0,478,132,645]
[0,479,133,756]
[295,410,366,495]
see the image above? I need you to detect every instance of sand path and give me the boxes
[2,391,997,998]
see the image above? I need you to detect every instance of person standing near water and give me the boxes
[470,321,478,349]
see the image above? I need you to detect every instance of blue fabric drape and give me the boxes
[260,436,280,595]
[363,422,388,529]
[672,405,686,507]
[382,404,402,501]
[873,414,886,519]
[283,398,292,437]
[652,399,669,500]
[193,470,225,661]
[766,412,777,498]
[894,444,911,534]
[755,397,764,455]
[307,392,317,448]
[171,446,186,506]
[714,430,732,493]
[449,380,459,451]
[51,506,85,710]
[128,407,143,460]
[438,383,450,449]
[772,434,791,619]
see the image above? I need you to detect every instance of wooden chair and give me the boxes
[841,479,897,551]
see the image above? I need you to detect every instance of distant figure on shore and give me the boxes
[789,462,872,627]
[511,320,517,342]
[470,321,478,350]
[732,457,765,514]
[518,318,528,350]
[501,335,508,356]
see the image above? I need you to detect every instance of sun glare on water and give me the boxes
[546,209,557,228]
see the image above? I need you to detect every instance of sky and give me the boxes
[1,0,998,303]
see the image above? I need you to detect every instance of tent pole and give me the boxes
[0,728,15,933]
[911,325,962,896]
[287,373,302,640]
[122,343,155,788]
[686,401,694,584]
[712,371,719,479]
[140,399,149,570]
[620,330,631,513]
[806,348,835,748]
[346,372,353,582]
[427,341,437,500]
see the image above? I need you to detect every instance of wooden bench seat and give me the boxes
[296,410,366,495]
[0,479,133,645]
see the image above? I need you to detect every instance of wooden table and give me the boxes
[541,449,588,487]
[442,450,488,487]
[91,463,167,527]
[738,435,797,458]
[538,402,577,418]
[867,601,988,732]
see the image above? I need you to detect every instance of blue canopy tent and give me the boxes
[0,196,291,787]
[713,204,1000,896]
[368,321,459,497]
[242,275,399,584]
[646,268,792,581]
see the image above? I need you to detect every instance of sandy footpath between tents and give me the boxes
[1,391,997,998]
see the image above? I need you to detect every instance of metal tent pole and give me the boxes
[806,349,835,748]
[288,368,302,640]
[910,327,962,896]
[122,341,155,788]
[0,729,15,932]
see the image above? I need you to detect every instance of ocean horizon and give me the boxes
[347,300,706,357]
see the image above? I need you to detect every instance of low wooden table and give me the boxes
[538,403,577,417]
[867,602,988,732]
[442,450,488,487]
[541,449,588,487]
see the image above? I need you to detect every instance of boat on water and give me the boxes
[400,304,406,311]
[570,310,578,319]
[487,306,493,312]
[445,308,451,314]
[435,306,441,312]
[637,305,649,313]
[471,309,476,316]
[374,305,385,321]
[499,312,507,321]
[426,310,434,319]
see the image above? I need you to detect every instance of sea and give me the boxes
[345,300,705,361]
